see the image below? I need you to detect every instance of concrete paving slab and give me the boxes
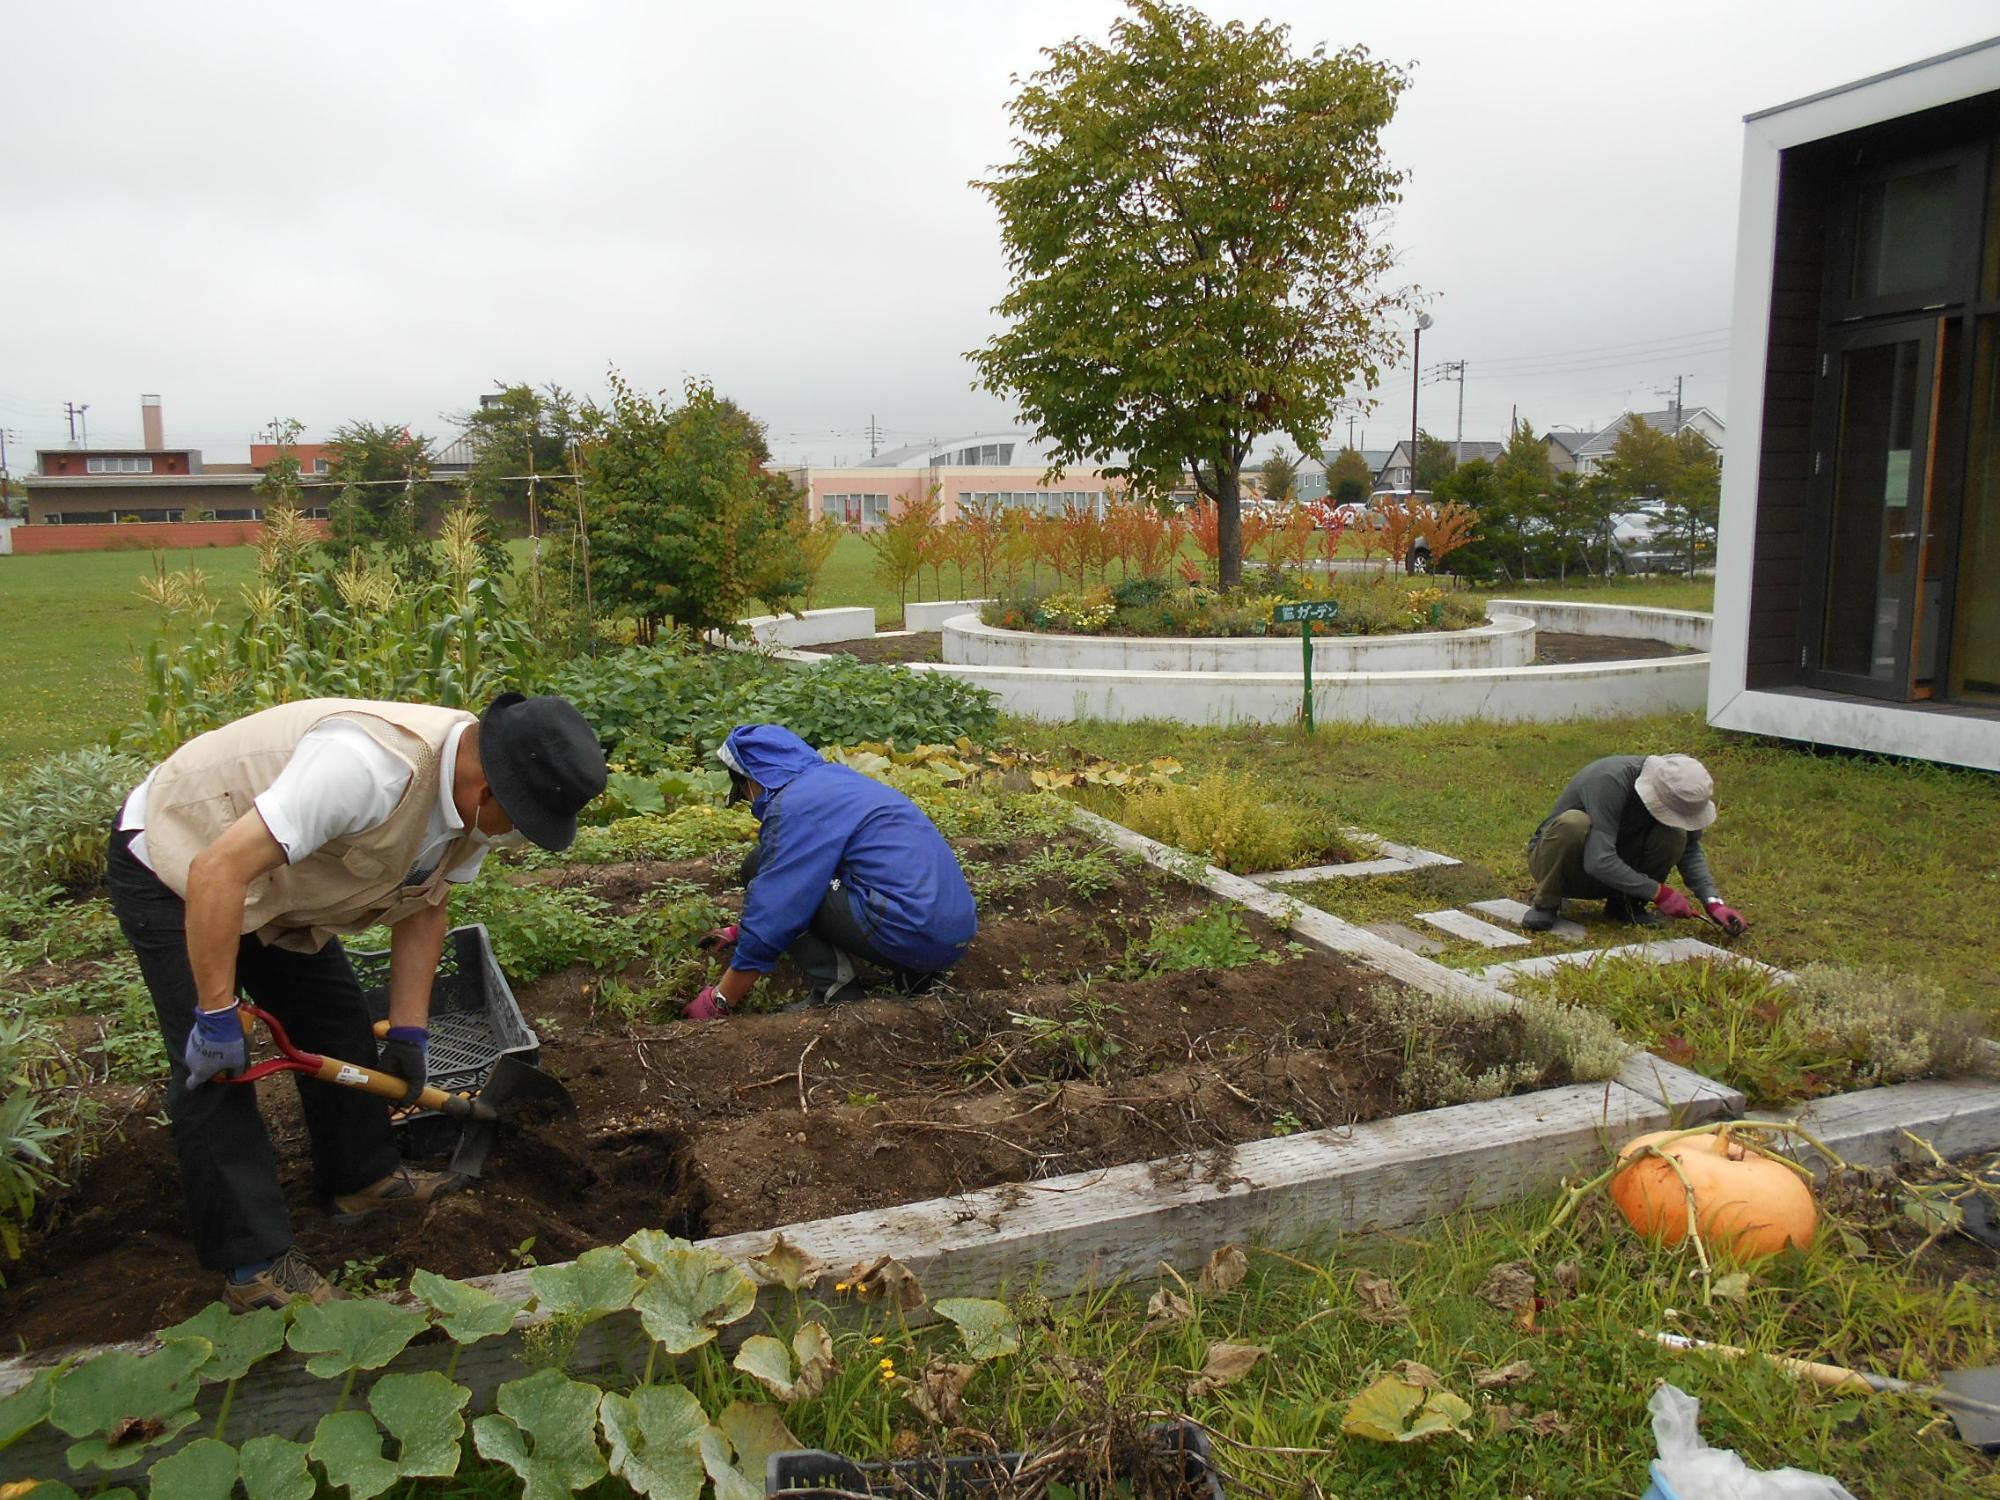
[1249,858,1415,885]
[1468,897,1588,941]
[1361,921,1446,956]
[1414,909,1531,949]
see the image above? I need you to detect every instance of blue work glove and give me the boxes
[376,1026,428,1105]
[184,1001,248,1087]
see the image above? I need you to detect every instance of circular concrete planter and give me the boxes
[942,609,1533,672]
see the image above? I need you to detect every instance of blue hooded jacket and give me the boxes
[721,724,978,976]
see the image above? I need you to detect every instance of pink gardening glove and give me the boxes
[1706,900,1747,936]
[1654,884,1696,921]
[682,984,730,1020]
[698,924,741,951]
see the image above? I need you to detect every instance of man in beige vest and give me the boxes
[107,693,607,1311]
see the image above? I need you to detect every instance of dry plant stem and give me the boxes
[797,1035,820,1116]
[1642,1144,1715,1298]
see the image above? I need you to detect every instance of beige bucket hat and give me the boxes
[1636,753,1717,831]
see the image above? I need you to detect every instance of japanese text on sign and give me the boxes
[1272,600,1340,624]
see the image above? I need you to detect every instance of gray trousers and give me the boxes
[1528,809,1685,911]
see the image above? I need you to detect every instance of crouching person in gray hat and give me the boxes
[107,693,607,1311]
[1522,753,1747,935]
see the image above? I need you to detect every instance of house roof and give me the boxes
[865,429,1117,470]
[1545,429,1596,455]
[1571,406,1723,459]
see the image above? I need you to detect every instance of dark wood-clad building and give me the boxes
[1712,39,2000,771]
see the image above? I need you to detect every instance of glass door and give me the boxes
[1952,317,2000,704]
[1809,319,1940,697]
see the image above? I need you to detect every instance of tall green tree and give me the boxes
[1662,429,1722,571]
[1600,415,1678,501]
[323,420,436,553]
[1414,431,1458,491]
[579,376,804,641]
[1259,449,1300,503]
[460,384,586,525]
[1328,446,1374,504]
[970,0,1410,588]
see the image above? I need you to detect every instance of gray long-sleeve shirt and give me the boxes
[1534,754,1720,903]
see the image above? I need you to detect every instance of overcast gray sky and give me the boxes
[3,1,1996,469]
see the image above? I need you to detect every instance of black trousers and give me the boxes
[106,829,400,1270]
[738,849,936,993]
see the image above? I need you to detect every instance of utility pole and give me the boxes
[64,401,90,445]
[1436,360,1468,463]
[865,414,884,460]
[0,429,16,517]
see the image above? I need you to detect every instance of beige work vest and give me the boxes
[141,698,480,952]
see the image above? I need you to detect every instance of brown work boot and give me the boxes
[331,1165,465,1225]
[224,1247,344,1312]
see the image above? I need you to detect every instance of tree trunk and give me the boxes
[1217,464,1243,591]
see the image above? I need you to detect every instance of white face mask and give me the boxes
[471,826,528,851]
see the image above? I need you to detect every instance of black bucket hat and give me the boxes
[479,693,608,851]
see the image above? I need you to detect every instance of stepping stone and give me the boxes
[1362,921,1445,956]
[1468,898,1587,942]
[1250,858,1415,886]
[1413,909,1530,949]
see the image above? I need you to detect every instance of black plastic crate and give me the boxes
[349,923,539,1158]
[765,1420,1224,1498]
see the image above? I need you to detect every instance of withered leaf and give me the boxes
[1710,1271,1752,1301]
[1476,1260,1537,1312]
[1552,1260,1581,1299]
[1187,1342,1265,1399]
[1525,1410,1572,1438]
[1473,1360,1535,1389]
[1351,1270,1408,1324]
[1391,1360,1442,1389]
[900,1360,976,1428]
[748,1233,826,1293]
[1196,1244,1248,1295]
[847,1256,926,1312]
[1145,1288,1194,1330]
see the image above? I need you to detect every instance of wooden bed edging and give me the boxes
[0,1080,1668,1481]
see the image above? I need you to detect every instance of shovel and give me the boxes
[1654,1331,2000,1451]
[225,1002,576,1180]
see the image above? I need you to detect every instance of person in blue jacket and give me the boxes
[683,724,978,1019]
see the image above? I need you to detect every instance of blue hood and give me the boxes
[720,724,823,797]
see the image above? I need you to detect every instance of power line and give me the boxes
[1465,325,1733,372]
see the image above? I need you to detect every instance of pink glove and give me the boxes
[683,984,730,1020]
[698,924,741,951]
[1706,901,1747,936]
[1654,884,1696,921]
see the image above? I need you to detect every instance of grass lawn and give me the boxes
[1474,571,1715,612]
[1017,710,2000,1019]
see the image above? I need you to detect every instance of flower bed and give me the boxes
[0,764,1626,1351]
[983,573,1485,639]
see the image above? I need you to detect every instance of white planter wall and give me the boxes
[1488,598,1712,651]
[943,612,1535,672]
[734,606,876,648]
[906,599,990,631]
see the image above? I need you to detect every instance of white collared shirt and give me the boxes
[121,719,490,885]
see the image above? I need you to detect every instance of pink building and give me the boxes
[782,430,1125,528]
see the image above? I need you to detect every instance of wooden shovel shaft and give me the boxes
[1655,1332,2000,1418]
[305,1055,489,1119]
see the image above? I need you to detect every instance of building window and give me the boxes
[824,493,891,528]
[313,459,331,475]
[962,489,1104,517]
[85,456,154,474]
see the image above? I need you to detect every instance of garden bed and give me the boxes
[0,804,1602,1351]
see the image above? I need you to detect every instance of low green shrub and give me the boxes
[554,637,998,765]
[531,806,759,867]
[1136,906,1268,973]
[979,572,1484,638]
[1368,984,1630,1112]
[1115,772,1319,873]
[1516,956,1989,1105]
[0,747,151,892]
[0,887,123,972]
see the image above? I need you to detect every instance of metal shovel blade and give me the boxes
[1937,1370,2000,1452]
[446,1056,578,1180]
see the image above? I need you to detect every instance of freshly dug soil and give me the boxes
[1533,631,1684,664]
[0,840,1508,1350]
[817,632,944,664]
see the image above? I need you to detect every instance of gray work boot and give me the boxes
[332,1165,465,1226]
[1521,904,1560,933]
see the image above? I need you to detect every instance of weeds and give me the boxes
[1366,984,1630,1111]
[1132,906,1268,974]
[1114,771,1319,873]
[968,990,1126,1085]
[0,747,150,892]
[1517,956,1989,1106]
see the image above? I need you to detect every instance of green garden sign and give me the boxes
[1271,600,1340,732]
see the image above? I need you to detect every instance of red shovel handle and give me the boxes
[224,1002,487,1118]
[218,1002,328,1085]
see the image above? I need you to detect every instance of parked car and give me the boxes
[1347,489,1434,573]
[1605,502,1711,573]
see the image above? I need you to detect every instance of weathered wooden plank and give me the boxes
[1414,909,1531,950]
[1468,898,1588,942]
[1751,1079,2000,1170]
[0,1082,1668,1481]
[1071,808,1516,1008]
[1358,836,1461,870]
[1248,857,1416,885]
[1361,921,1444,956]
[1616,1052,1748,1124]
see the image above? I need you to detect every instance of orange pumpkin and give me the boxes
[1609,1128,1817,1259]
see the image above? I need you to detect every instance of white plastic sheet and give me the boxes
[1650,1384,1859,1500]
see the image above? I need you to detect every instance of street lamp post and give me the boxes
[1409,312,1433,491]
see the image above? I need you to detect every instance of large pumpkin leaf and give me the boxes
[621,1229,694,1276]
[51,1339,210,1470]
[287,1300,428,1378]
[699,1403,797,1500]
[632,1248,757,1353]
[933,1299,1020,1363]
[0,1367,55,1452]
[162,1305,290,1383]
[370,1370,470,1479]
[529,1246,641,1322]
[471,1368,607,1500]
[147,1436,238,1500]
[732,1323,835,1404]
[598,1385,711,1500]
[237,1435,314,1500]
[410,1270,519,1344]
[1341,1375,1475,1443]
[310,1411,400,1500]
